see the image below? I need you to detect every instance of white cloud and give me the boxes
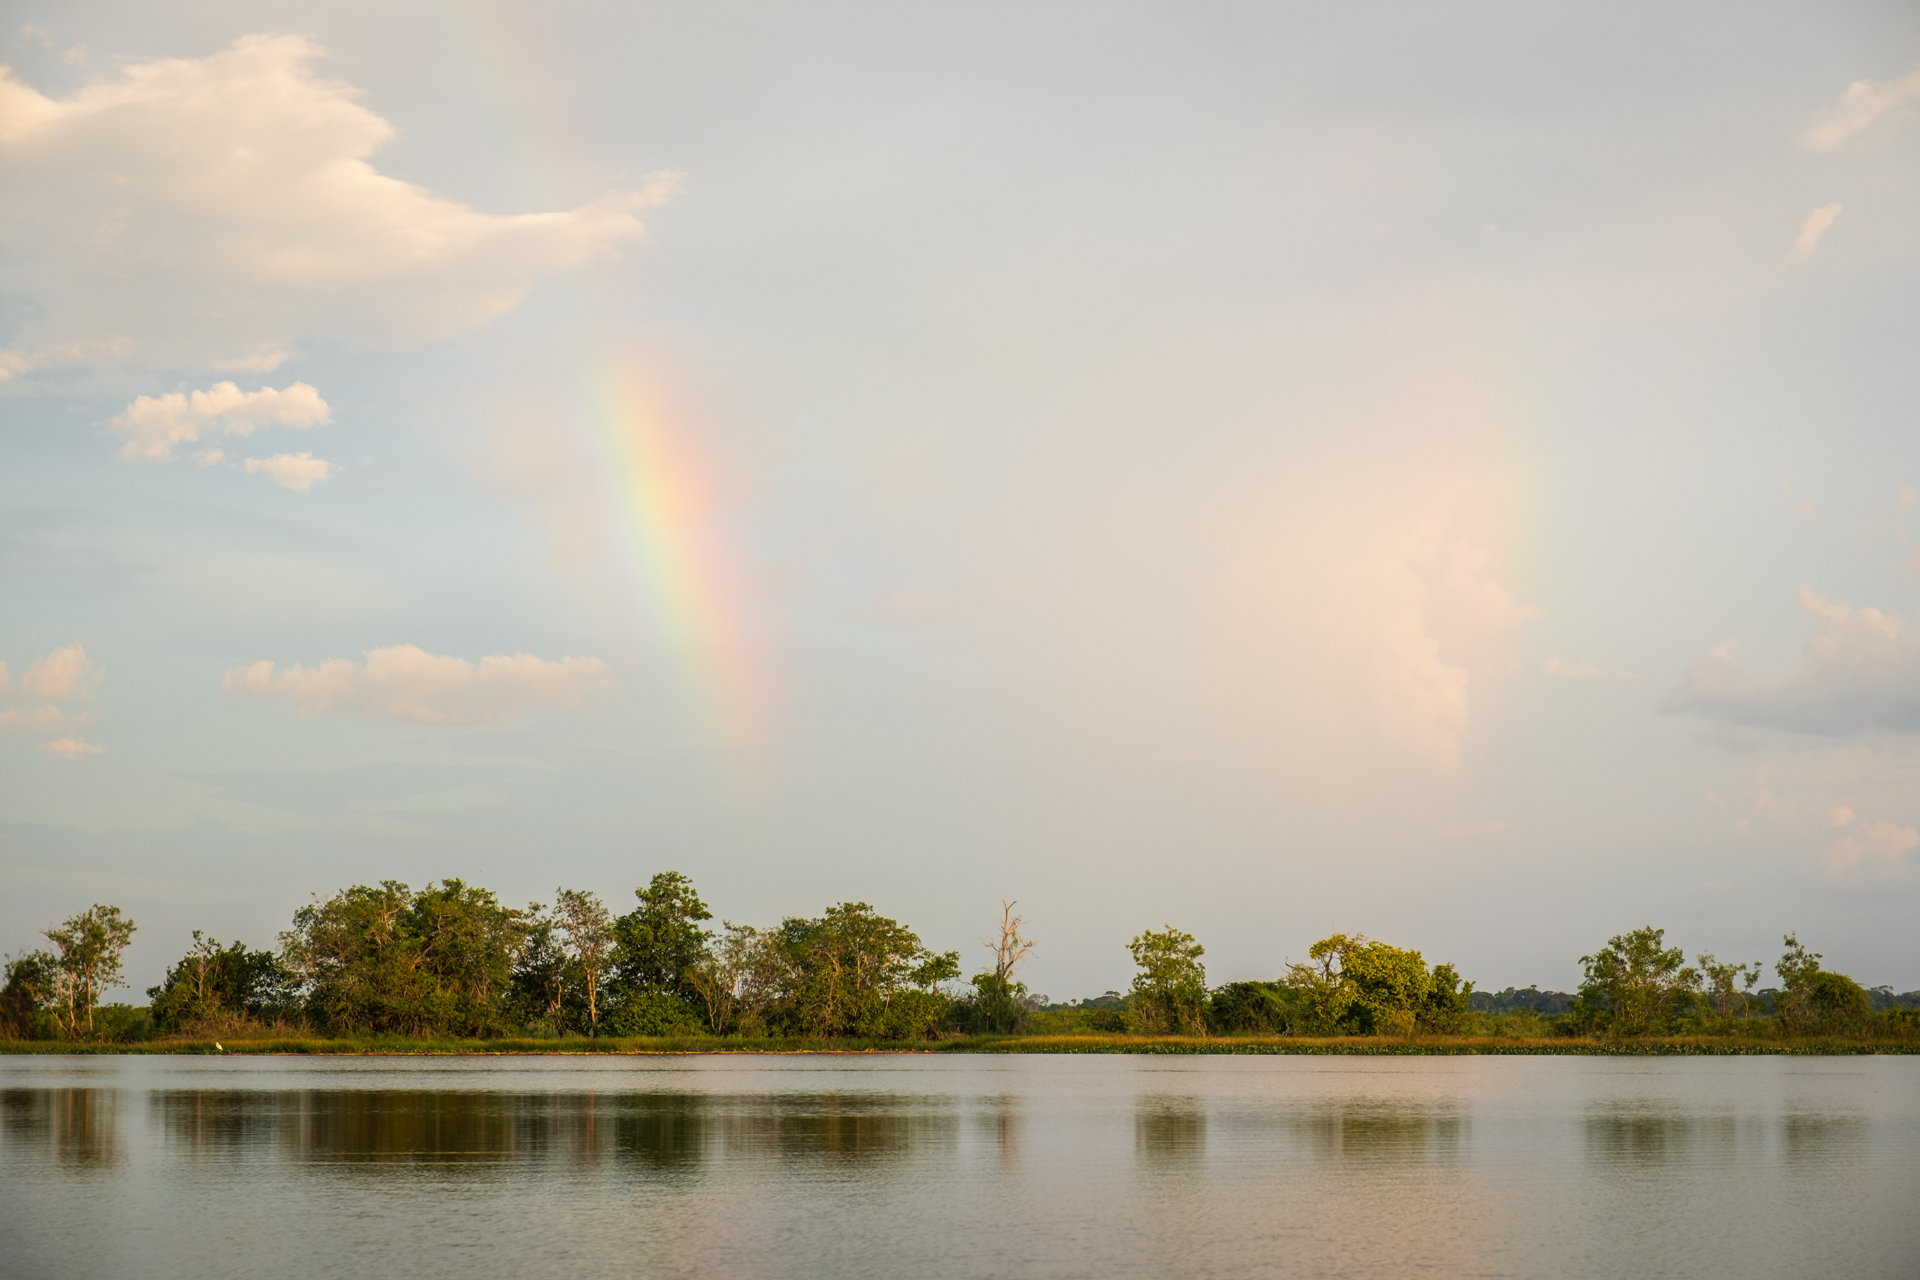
[1444,541,1538,630]
[1829,805,1855,827]
[1663,586,1920,735]
[113,381,329,462]
[0,35,680,375]
[41,736,103,760]
[1802,67,1920,150]
[195,448,226,466]
[0,704,69,732]
[1,645,101,754]
[1373,561,1469,765]
[224,644,614,725]
[1789,204,1842,263]
[245,452,331,491]
[14,643,99,700]
[1823,819,1919,875]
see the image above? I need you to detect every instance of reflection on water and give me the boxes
[1,1088,120,1168]
[1290,1099,1466,1160]
[1584,1107,1746,1164]
[1783,1113,1871,1167]
[3,1057,1917,1280]
[147,1088,956,1168]
[1134,1094,1206,1161]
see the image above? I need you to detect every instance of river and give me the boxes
[2,1053,1915,1278]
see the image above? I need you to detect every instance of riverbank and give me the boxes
[6,1032,1919,1055]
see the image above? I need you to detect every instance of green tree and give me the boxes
[686,922,766,1034]
[1283,934,1472,1035]
[282,880,528,1037]
[762,902,958,1039]
[41,904,137,1039]
[611,873,712,992]
[1208,980,1297,1034]
[1422,962,1474,1033]
[1128,926,1208,1034]
[147,932,292,1032]
[1,950,58,1039]
[1696,952,1761,1026]
[506,903,581,1035]
[1775,934,1869,1035]
[554,888,615,1035]
[1571,926,1699,1036]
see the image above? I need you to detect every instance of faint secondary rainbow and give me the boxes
[589,366,771,761]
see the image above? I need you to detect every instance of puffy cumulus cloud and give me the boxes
[1823,819,1919,876]
[1802,67,1920,150]
[1790,204,1842,263]
[10,643,100,700]
[113,381,329,462]
[224,644,613,725]
[2,644,101,756]
[245,452,331,491]
[1663,587,1920,735]
[0,35,680,374]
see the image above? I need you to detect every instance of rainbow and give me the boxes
[587,366,771,764]
[435,8,773,763]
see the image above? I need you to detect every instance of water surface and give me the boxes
[2,1054,1915,1278]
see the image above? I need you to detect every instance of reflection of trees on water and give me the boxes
[971,1092,1022,1167]
[1581,1107,1865,1167]
[1135,1095,1206,1162]
[1289,1100,1466,1160]
[1782,1114,1868,1168]
[0,1088,121,1168]
[143,1090,957,1171]
[1583,1109,1744,1164]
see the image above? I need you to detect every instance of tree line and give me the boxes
[1,877,1912,1043]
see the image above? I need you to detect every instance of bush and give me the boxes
[604,992,707,1037]
[1208,981,1296,1034]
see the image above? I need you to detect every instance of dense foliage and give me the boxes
[282,880,528,1037]
[147,932,292,1032]
[1128,926,1209,1033]
[1284,934,1473,1035]
[5,885,1917,1046]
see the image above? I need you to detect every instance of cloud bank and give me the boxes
[1663,587,1920,735]
[0,34,680,374]
[224,644,614,725]
[113,381,329,462]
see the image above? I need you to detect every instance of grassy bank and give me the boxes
[6,1032,1920,1056]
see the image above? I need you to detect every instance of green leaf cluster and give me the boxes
[1285,934,1473,1036]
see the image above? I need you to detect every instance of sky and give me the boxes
[4,1,1920,1001]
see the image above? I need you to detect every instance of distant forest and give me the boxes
[4,872,1917,1045]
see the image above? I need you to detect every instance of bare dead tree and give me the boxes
[980,902,1037,1031]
